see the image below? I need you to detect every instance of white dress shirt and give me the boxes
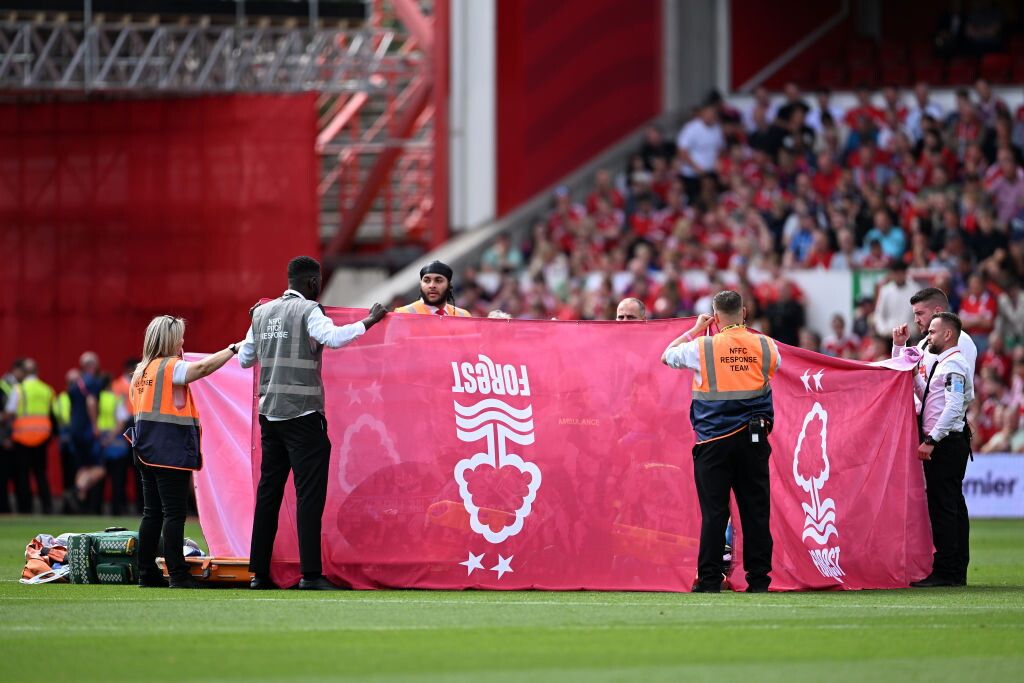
[892,330,977,403]
[914,346,970,442]
[238,289,365,420]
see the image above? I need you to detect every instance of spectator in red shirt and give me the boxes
[979,331,1011,383]
[959,273,998,352]
[844,87,883,130]
[586,169,625,214]
[812,151,841,200]
[822,313,860,358]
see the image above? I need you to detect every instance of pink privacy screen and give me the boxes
[189,311,932,591]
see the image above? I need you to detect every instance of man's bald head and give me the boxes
[616,298,646,321]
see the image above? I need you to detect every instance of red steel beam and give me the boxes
[430,0,450,249]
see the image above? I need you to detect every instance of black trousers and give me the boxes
[692,427,773,589]
[13,443,52,514]
[923,431,971,582]
[250,412,331,578]
[137,461,192,581]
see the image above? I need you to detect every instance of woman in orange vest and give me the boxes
[128,315,245,588]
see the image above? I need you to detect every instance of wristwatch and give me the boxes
[229,343,239,355]
[924,436,938,446]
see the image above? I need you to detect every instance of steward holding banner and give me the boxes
[128,315,242,588]
[662,291,781,593]
[239,256,388,591]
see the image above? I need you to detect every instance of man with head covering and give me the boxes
[394,261,472,316]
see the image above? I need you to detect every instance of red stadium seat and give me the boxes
[1012,60,1024,83]
[913,60,944,85]
[910,41,934,64]
[946,57,976,84]
[878,43,907,64]
[881,62,912,86]
[847,61,878,88]
[1008,35,1024,58]
[980,53,1011,82]
[846,37,877,63]
[816,60,845,90]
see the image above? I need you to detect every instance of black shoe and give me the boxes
[249,576,279,590]
[168,575,202,589]
[298,576,344,591]
[692,582,722,593]
[745,585,769,593]
[138,574,167,588]
[910,575,958,588]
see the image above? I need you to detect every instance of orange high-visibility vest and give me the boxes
[128,357,202,471]
[394,300,471,316]
[111,374,134,415]
[12,378,55,447]
[690,327,780,443]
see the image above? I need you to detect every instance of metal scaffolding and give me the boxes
[0,19,417,94]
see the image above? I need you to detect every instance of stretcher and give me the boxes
[157,557,253,585]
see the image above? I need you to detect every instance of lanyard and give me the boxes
[918,360,941,438]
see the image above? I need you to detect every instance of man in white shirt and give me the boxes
[239,255,387,590]
[873,262,918,338]
[906,82,944,142]
[892,287,977,403]
[909,312,972,588]
[676,102,725,204]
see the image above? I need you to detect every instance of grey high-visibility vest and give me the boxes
[251,294,325,418]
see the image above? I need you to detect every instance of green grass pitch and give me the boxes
[1,515,1022,682]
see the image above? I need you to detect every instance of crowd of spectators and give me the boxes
[454,80,1024,453]
[1,353,148,515]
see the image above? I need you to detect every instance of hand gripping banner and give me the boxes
[189,310,933,591]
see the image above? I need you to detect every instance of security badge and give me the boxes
[945,372,966,395]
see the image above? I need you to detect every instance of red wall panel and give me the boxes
[0,94,319,388]
[496,0,661,215]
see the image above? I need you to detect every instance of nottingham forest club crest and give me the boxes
[449,355,541,580]
[793,401,844,583]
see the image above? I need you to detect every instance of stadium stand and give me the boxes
[453,82,1024,454]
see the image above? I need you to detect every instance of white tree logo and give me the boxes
[453,398,541,544]
[792,402,838,545]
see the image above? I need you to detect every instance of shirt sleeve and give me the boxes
[171,361,191,386]
[960,331,978,379]
[306,306,366,349]
[4,387,18,414]
[664,339,701,370]
[929,360,969,442]
[238,326,257,369]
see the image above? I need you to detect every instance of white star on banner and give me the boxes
[459,551,485,576]
[346,383,362,405]
[365,381,383,402]
[800,369,812,392]
[491,554,514,579]
[812,369,824,391]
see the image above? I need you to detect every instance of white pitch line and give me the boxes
[1,596,1019,610]
[1,622,1021,634]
